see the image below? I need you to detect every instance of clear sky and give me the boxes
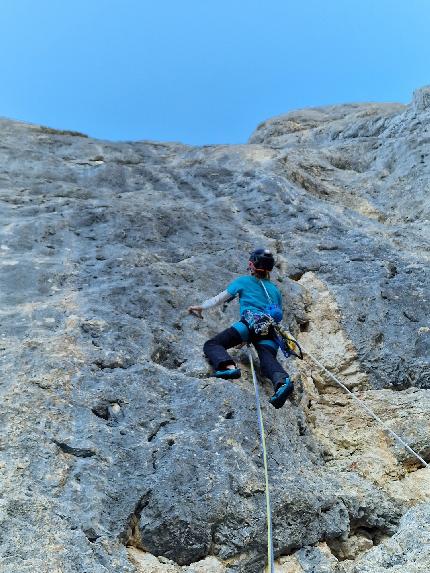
[0,0,428,145]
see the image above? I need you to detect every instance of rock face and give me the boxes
[0,87,429,573]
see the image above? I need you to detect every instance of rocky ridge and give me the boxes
[0,87,429,572]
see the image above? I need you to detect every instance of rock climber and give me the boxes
[188,248,294,409]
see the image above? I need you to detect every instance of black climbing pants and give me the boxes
[203,326,289,390]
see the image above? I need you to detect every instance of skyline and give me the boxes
[0,0,428,145]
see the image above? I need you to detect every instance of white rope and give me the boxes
[259,279,273,304]
[300,343,429,469]
[248,347,275,573]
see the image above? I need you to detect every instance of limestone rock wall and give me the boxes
[0,87,429,572]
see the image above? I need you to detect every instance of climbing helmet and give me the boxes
[248,248,275,272]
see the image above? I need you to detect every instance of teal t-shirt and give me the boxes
[226,275,282,317]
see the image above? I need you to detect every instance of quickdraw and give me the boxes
[274,324,303,360]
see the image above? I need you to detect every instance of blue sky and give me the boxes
[0,0,428,144]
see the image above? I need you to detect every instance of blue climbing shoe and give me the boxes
[269,377,294,409]
[214,368,241,380]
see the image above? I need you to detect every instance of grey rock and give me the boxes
[0,87,429,572]
[340,503,430,573]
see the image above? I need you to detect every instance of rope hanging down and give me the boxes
[245,339,427,573]
[248,347,275,573]
[301,344,429,469]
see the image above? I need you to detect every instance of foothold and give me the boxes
[111,403,121,414]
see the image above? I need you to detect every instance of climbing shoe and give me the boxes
[269,377,293,409]
[214,368,241,380]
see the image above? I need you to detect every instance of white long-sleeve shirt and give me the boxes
[201,290,232,309]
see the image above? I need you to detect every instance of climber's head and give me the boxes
[248,248,275,279]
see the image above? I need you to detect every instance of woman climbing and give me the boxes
[188,248,294,409]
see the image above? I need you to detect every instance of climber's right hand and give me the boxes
[188,305,203,319]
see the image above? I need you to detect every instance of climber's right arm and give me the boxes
[201,290,232,309]
[188,290,233,318]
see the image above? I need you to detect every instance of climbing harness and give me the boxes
[242,309,273,335]
[248,346,275,573]
[301,343,429,469]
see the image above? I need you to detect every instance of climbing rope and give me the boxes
[300,343,429,469]
[248,346,275,573]
[245,340,427,573]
